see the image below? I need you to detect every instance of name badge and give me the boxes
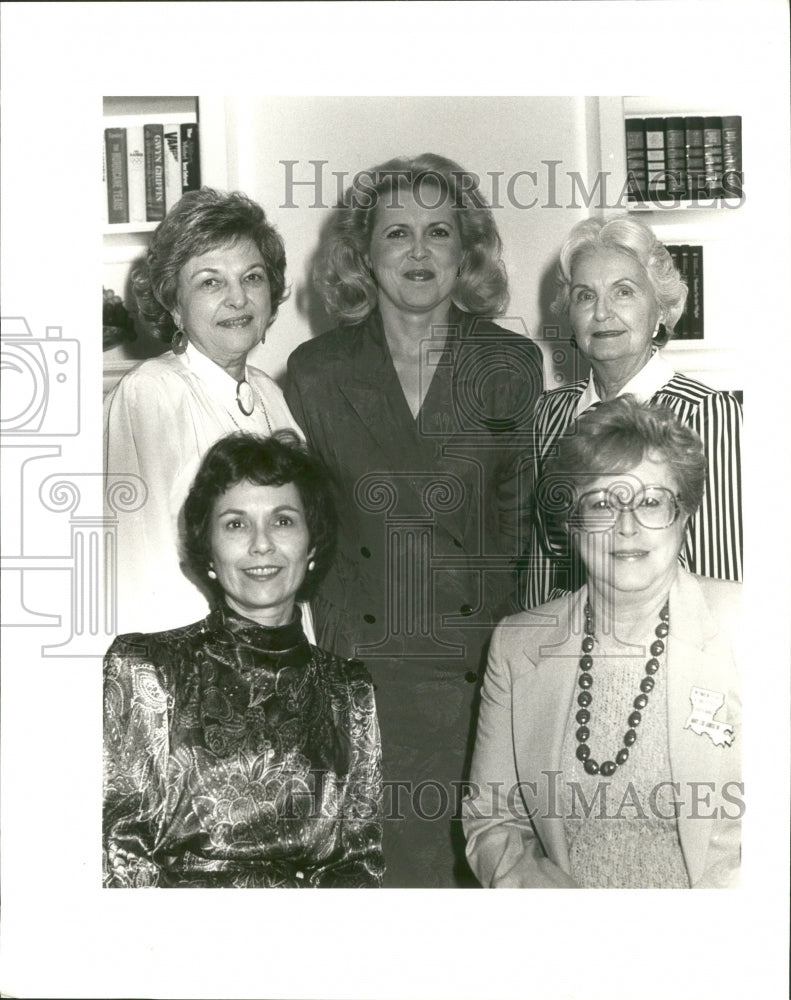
[684,686,735,747]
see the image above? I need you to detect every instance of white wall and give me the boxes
[223,96,595,387]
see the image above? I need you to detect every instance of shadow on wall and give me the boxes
[103,250,169,363]
[533,249,590,391]
[294,210,336,340]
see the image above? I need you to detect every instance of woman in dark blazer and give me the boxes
[285,153,544,886]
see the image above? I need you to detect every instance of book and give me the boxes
[663,117,687,199]
[126,125,146,224]
[668,245,691,338]
[644,117,667,199]
[625,118,648,201]
[180,122,201,192]
[163,122,182,212]
[721,115,743,198]
[144,123,166,222]
[102,137,107,225]
[684,117,706,199]
[687,245,704,338]
[667,244,682,335]
[103,111,197,228]
[703,116,724,197]
[104,127,129,224]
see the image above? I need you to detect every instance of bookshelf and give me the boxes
[102,96,229,394]
[591,97,747,391]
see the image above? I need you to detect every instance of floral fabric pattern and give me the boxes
[103,607,383,888]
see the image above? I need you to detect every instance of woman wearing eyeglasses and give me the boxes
[524,214,742,610]
[463,396,742,888]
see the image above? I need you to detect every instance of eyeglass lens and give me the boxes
[573,486,679,530]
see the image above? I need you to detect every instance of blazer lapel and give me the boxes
[512,593,585,873]
[336,314,416,460]
[667,572,740,885]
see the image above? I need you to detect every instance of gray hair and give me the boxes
[551,215,688,344]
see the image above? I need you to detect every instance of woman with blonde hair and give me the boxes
[285,153,544,886]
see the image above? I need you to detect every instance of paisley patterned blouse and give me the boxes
[103,606,384,888]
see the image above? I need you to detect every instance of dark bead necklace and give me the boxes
[575,597,670,777]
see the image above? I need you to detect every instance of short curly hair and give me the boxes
[132,188,288,340]
[181,431,337,606]
[540,394,706,525]
[314,152,509,323]
[551,215,687,345]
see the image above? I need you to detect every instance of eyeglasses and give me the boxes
[569,485,683,532]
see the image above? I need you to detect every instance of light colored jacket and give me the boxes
[463,570,743,888]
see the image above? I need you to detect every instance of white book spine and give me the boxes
[126,125,146,224]
[163,123,182,212]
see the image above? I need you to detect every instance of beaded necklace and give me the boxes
[575,597,670,777]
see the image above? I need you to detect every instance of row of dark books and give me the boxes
[667,244,704,340]
[626,116,742,202]
[104,117,201,225]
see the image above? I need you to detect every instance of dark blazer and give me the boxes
[285,306,545,660]
[463,570,743,888]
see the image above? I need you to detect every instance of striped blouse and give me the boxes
[523,371,743,609]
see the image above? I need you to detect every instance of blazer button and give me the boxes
[464,671,478,684]
[363,614,376,624]
[459,604,473,616]
[360,546,371,558]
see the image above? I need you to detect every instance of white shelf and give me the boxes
[103,221,160,235]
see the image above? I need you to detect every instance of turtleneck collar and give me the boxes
[207,603,311,659]
[204,605,313,708]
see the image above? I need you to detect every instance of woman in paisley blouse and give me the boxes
[103,431,384,888]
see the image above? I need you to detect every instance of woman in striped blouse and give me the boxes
[524,215,742,609]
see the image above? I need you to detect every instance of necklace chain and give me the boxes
[575,597,669,777]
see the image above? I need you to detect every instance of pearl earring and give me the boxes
[307,559,316,572]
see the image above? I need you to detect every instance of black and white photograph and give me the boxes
[2,2,789,998]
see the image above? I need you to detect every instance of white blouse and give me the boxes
[104,345,307,636]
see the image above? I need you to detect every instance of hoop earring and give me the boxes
[172,328,187,353]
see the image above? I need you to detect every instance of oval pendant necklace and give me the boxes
[229,376,272,435]
[236,378,255,416]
